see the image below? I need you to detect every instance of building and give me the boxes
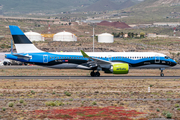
[147,33,157,38]
[53,31,77,42]
[153,22,180,27]
[24,31,44,42]
[147,33,169,38]
[98,33,114,43]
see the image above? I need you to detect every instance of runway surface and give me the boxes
[0,76,180,79]
[0,65,180,69]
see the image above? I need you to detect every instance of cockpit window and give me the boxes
[165,56,170,59]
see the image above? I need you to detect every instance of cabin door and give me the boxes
[155,56,160,63]
[43,55,48,63]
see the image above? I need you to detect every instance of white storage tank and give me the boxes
[25,31,44,42]
[98,33,114,43]
[53,31,77,41]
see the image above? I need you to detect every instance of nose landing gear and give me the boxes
[90,71,100,77]
[160,68,165,77]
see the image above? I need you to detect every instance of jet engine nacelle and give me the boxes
[110,63,129,74]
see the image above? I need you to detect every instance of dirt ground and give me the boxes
[0,69,180,119]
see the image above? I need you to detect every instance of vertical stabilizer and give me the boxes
[9,25,43,53]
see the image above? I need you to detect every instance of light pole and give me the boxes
[93,26,94,52]
[90,23,96,52]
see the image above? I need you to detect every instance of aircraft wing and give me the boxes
[80,50,111,65]
[80,50,115,69]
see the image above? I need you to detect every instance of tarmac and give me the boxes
[0,65,179,79]
[0,65,180,69]
[0,76,180,79]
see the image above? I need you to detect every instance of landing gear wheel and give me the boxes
[90,72,95,77]
[95,72,100,77]
[160,73,164,77]
[159,68,165,77]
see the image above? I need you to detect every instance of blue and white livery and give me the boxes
[5,25,177,77]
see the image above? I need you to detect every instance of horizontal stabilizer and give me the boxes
[13,54,31,58]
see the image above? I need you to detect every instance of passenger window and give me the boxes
[50,57,51,59]
[55,57,56,59]
[52,57,54,59]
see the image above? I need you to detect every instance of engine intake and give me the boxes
[110,63,129,74]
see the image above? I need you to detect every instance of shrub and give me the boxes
[2,107,6,111]
[52,91,56,94]
[167,98,171,101]
[8,102,14,107]
[55,101,64,106]
[162,111,167,116]
[166,112,172,119]
[31,90,35,94]
[149,85,153,87]
[45,101,64,106]
[19,99,24,103]
[48,101,56,106]
[64,91,71,96]
[174,104,179,108]
[0,93,3,96]
[156,108,160,112]
[177,108,180,111]
[23,102,27,106]
[92,101,97,105]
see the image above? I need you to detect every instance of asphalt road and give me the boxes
[0,65,179,79]
[0,65,180,69]
[0,76,180,79]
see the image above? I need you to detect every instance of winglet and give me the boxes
[80,50,90,58]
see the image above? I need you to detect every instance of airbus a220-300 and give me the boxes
[5,26,177,77]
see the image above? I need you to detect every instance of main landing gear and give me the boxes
[90,70,100,77]
[160,68,165,77]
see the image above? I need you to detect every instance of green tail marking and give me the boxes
[80,50,89,58]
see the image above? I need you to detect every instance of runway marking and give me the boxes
[0,76,180,79]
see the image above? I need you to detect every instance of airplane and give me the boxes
[5,25,177,77]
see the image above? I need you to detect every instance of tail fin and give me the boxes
[9,25,42,53]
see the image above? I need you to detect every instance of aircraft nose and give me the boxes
[172,61,177,66]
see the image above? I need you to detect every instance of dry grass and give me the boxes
[0,69,180,119]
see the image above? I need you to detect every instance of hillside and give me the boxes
[0,0,138,15]
[81,0,135,12]
[121,0,180,24]
[119,0,135,9]
[0,0,98,14]
[133,0,180,9]
[81,0,120,11]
